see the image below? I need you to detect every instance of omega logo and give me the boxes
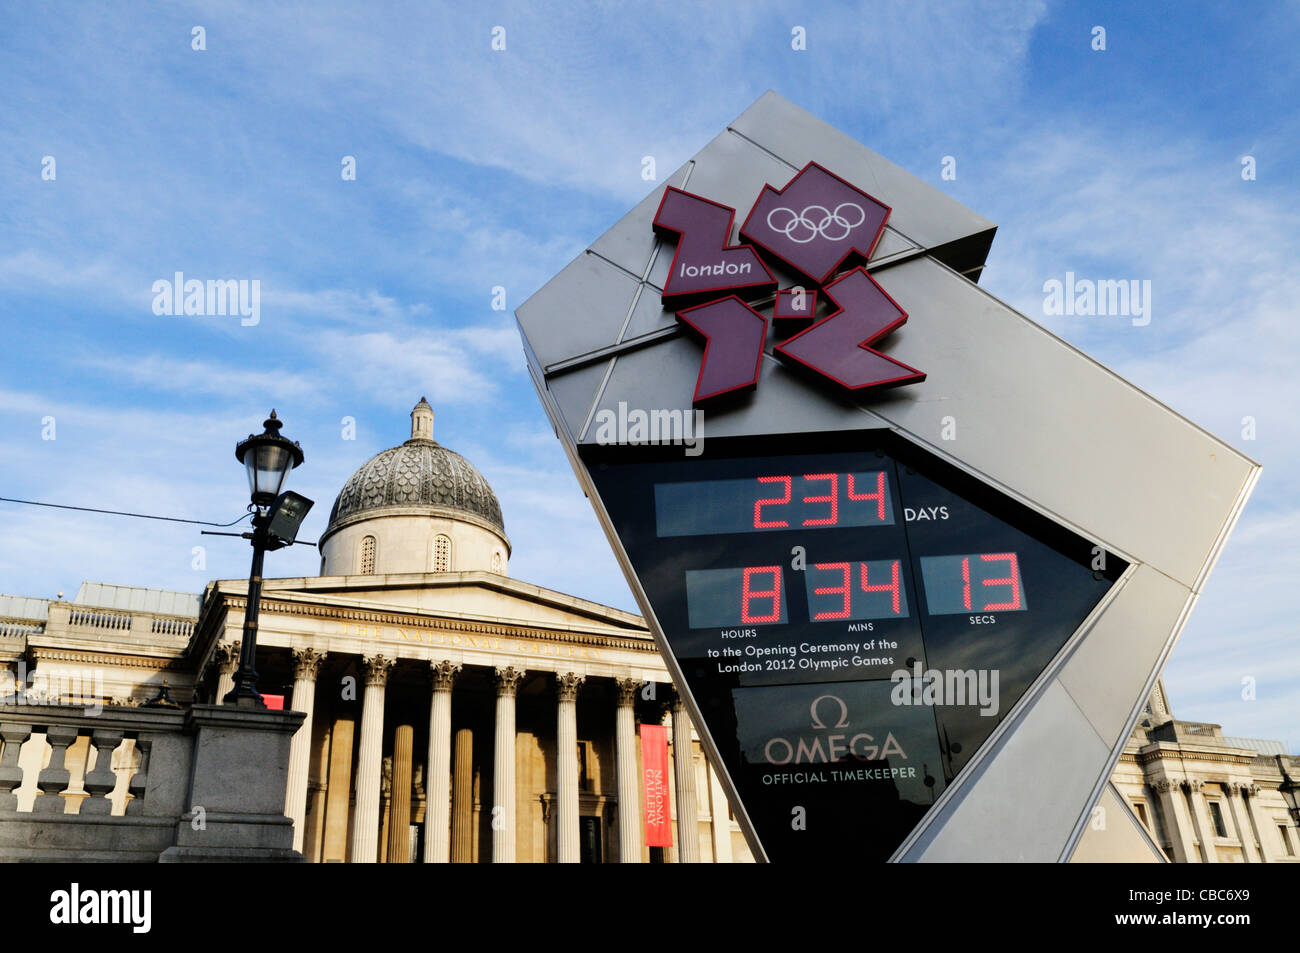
[808,693,849,729]
[762,693,907,765]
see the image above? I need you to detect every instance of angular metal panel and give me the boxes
[545,359,613,444]
[869,226,922,263]
[907,680,1110,862]
[588,166,691,279]
[583,343,891,444]
[515,252,639,371]
[619,283,677,342]
[898,563,1196,862]
[1058,564,1192,744]
[730,91,996,256]
[850,257,1256,589]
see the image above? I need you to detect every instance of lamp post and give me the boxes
[224,410,309,708]
[1278,756,1300,827]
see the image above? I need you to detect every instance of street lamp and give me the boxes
[1278,756,1300,827]
[224,410,313,707]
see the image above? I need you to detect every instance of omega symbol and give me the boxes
[809,694,849,729]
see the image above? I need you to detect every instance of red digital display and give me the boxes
[847,471,888,521]
[751,471,887,529]
[920,552,1026,614]
[807,559,906,622]
[741,566,784,624]
[977,553,1022,611]
[686,552,1027,628]
[753,476,791,528]
[656,471,894,537]
[801,473,838,526]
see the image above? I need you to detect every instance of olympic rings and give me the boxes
[765,202,866,243]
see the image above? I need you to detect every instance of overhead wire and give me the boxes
[0,496,253,527]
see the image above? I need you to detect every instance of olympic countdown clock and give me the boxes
[515,93,1259,862]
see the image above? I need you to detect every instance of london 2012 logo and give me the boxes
[651,162,925,406]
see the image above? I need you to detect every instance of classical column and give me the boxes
[1225,783,1260,862]
[451,726,474,863]
[379,757,393,862]
[285,648,326,853]
[671,693,700,863]
[322,715,355,862]
[555,671,585,863]
[1242,784,1278,861]
[386,725,415,862]
[424,660,460,863]
[349,654,394,863]
[615,677,642,863]
[492,666,525,863]
[214,641,241,701]
[1152,779,1199,862]
[708,758,734,863]
[1185,779,1218,863]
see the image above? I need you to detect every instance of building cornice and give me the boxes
[241,595,661,653]
[1135,743,1260,768]
[28,646,189,672]
[254,571,646,630]
[191,594,662,675]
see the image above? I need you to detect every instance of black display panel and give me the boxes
[583,431,1126,863]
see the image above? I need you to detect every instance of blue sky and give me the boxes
[1,1,1296,746]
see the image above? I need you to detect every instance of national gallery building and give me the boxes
[0,400,750,863]
[1,399,1295,863]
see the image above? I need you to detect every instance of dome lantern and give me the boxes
[410,396,434,443]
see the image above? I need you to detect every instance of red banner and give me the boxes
[640,724,673,847]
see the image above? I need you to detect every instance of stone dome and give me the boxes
[321,398,506,542]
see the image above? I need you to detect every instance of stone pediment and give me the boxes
[224,572,649,640]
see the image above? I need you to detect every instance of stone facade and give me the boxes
[0,401,750,863]
[182,569,748,862]
[1108,679,1299,863]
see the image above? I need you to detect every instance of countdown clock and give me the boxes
[585,431,1125,862]
[515,93,1257,862]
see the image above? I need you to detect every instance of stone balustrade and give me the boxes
[1151,720,1226,745]
[44,603,195,643]
[0,620,42,638]
[65,607,133,633]
[150,616,196,639]
[0,701,304,862]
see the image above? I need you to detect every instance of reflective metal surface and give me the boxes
[515,91,1260,862]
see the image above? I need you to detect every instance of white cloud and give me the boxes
[76,353,321,402]
[310,329,505,405]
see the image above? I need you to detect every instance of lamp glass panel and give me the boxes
[247,443,294,499]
